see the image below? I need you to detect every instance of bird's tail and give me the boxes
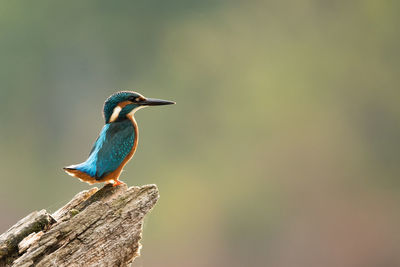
[64,165,76,175]
[63,167,75,171]
[63,164,98,185]
[63,164,78,171]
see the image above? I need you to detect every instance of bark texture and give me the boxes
[0,184,159,267]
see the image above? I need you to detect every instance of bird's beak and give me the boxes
[141,98,176,106]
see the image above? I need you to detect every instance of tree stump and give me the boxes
[0,184,159,267]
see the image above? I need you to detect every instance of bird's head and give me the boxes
[103,91,175,123]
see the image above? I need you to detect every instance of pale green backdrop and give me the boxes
[0,1,399,266]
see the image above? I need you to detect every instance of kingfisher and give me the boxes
[64,91,175,186]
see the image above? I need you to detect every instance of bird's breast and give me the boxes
[126,114,139,160]
[98,116,139,182]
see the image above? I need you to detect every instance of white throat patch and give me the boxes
[128,106,146,116]
[109,106,122,123]
[110,105,147,122]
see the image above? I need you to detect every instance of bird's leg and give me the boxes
[113,179,126,187]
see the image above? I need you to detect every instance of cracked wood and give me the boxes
[0,184,159,267]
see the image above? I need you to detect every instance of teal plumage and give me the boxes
[70,121,135,179]
[95,120,135,178]
[64,91,175,186]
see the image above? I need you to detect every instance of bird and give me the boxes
[64,91,175,186]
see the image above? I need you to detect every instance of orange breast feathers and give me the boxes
[66,115,139,185]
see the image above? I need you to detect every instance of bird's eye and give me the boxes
[134,96,146,102]
[129,96,145,102]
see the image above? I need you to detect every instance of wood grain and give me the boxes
[0,184,159,267]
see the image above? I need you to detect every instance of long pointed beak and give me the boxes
[141,98,176,106]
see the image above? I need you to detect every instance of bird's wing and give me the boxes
[94,121,135,179]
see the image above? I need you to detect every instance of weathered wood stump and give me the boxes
[0,184,159,267]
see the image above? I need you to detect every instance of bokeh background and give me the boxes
[0,1,399,266]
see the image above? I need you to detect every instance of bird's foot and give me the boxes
[112,180,126,187]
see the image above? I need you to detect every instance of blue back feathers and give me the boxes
[66,90,175,181]
[72,120,135,179]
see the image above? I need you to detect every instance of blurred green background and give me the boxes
[0,1,399,266]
